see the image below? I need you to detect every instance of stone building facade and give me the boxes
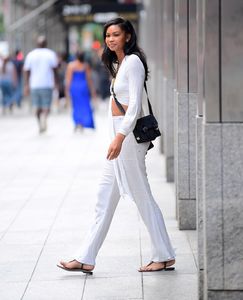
[140,0,243,299]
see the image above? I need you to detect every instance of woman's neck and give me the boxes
[116,51,125,65]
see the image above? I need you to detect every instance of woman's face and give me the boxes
[105,25,128,53]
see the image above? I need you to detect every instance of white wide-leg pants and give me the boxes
[74,117,175,265]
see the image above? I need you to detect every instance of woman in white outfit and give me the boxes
[58,17,175,274]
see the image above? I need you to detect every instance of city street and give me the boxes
[0,104,197,300]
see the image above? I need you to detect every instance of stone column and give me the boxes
[142,0,176,181]
[143,0,165,154]
[162,0,175,182]
[174,0,197,229]
[202,0,243,298]
[196,0,205,298]
[153,0,164,153]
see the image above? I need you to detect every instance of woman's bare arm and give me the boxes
[65,63,73,104]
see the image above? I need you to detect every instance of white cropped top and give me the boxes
[111,54,145,136]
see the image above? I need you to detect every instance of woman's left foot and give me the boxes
[139,259,175,272]
[57,260,94,274]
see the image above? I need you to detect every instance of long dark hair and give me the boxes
[75,51,85,63]
[101,17,149,80]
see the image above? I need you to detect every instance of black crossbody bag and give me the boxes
[111,80,161,149]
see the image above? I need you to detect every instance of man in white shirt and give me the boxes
[24,36,58,133]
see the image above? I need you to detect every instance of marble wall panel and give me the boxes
[208,290,243,300]
[196,116,204,300]
[178,199,196,230]
[177,93,190,199]
[188,93,197,199]
[164,80,175,182]
[222,124,243,289]
[203,124,224,289]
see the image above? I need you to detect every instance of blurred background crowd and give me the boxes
[0,0,138,116]
[0,35,110,115]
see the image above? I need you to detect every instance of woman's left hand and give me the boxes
[107,133,125,160]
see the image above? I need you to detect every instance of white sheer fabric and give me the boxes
[74,116,175,265]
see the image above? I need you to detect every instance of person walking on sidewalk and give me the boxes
[65,51,96,131]
[24,36,58,133]
[58,17,175,274]
[0,54,17,112]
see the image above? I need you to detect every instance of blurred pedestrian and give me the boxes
[12,49,24,108]
[23,36,58,133]
[56,52,67,110]
[65,51,96,131]
[58,18,175,274]
[0,54,17,113]
[92,44,110,101]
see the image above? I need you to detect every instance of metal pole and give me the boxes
[7,0,56,33]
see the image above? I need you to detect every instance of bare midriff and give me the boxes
[111,98,128,116]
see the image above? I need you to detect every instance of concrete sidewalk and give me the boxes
[0,106,197,300]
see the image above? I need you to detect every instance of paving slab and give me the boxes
[23,279,85,300]
[83,276,142,300]
[0,282,27,300]
[143,274,197,300]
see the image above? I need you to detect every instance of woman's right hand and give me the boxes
[106,133,125,160]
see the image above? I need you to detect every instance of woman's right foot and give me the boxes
[139,259,175,272]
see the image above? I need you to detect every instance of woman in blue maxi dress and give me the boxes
[66,52,96,130]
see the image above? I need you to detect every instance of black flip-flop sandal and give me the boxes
[138,261,175,272]
[57,261,93,275]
